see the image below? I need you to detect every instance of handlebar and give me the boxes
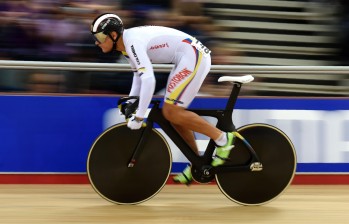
[117,96,161,119]
[117,96,139,106]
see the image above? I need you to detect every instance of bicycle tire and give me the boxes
[87,123,172,205]
[215,123,297,205]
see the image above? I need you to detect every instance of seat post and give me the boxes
[216,82,242,132]
[225,82,242,111]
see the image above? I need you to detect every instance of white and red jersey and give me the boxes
[121,26,211,118]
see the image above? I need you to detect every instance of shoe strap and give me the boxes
[214,155,231,162]
[182,171,192,183]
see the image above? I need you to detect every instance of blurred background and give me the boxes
[0,0,348,96]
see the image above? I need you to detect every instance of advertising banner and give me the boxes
[0,95,348,176]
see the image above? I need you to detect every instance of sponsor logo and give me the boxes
[131,45,140,65]
[149,43,169,50]
[167,68,192,93]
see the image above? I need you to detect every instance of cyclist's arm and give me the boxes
[124,39,155,119]
[122,52,141,97]
[129,74,141,97]
[123,48,153,103]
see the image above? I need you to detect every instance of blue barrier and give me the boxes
[0,95,348,173]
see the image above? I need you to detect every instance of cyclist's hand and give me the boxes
[119,100,134,118]
[127,115,144,130]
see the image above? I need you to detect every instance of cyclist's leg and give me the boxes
[165,104,235,168]
[163,104,221,142]
[171,123,199,155]
[162,48,234,148]
[164,45,213,184]
[163,44,234,183]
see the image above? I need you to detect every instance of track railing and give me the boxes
[0,60,348,96]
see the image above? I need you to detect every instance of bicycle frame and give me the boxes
[126,82,262,179]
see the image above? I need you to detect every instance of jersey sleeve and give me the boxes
[124,39,156,118]
[122,51,141,97]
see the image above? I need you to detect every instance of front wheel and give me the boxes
[87,124,172,205]
[215,123,297,205]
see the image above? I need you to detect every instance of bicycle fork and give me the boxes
[127,121,154,168]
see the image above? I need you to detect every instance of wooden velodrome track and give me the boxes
[0,184,348,223]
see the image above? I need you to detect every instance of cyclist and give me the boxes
[91,13,235,184]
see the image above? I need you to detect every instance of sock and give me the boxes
[214,132,227,146]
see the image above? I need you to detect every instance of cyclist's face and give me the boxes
[94,33,114,53]
[92,31,107,44]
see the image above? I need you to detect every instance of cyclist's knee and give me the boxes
[162,103,182,122]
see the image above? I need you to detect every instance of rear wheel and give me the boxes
[215,123,296,205]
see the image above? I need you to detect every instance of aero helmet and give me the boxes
[91,13,124,44]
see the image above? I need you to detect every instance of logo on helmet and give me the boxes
[101,19,111,30]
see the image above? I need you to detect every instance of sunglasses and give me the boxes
[92,32,107,43]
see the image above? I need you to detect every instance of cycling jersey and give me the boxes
[121,26,211,118]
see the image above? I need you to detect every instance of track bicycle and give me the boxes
[87,75,297,205]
